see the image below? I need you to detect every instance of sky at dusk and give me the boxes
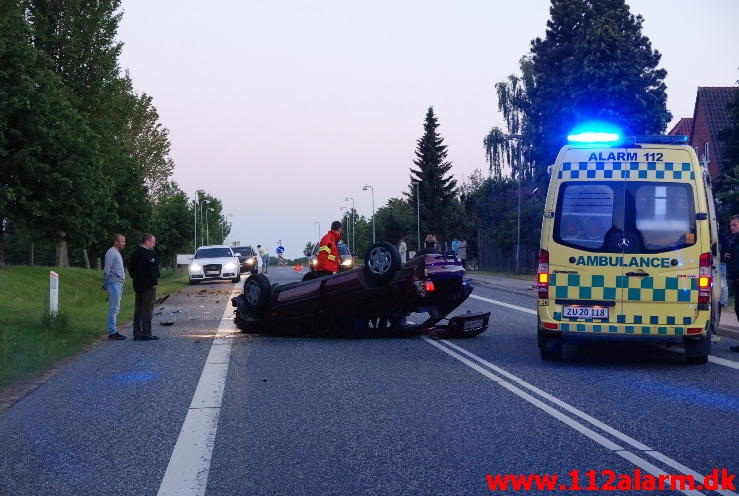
[117,0,739,259]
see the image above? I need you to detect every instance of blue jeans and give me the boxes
[106,282,123,334]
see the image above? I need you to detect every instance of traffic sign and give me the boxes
[276,246,285,254]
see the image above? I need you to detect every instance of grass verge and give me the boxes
[0,266,186,390]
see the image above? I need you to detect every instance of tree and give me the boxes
[0,0,105,268]
[374,198,413,247]
[483,57,535,180]
[525,0,670,184]
[150,181,193,266]
[716,86,739,220]
[303,241,315,257]
[120,73,176,199]
[408,107,458,238]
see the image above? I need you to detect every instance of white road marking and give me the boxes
[469,293,538,315]
[425,337,739,496]
[469,293,739,370]
[158,283,241,496]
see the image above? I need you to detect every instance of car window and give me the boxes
[633,183,696,251]
[555,183,615,251]
[555,181,696,253]
[338,243,350,256]
[232,246,254,256]
[195,248,233,259]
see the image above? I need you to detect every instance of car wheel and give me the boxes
[189,279,199,285]
[363,242,401,282]
[243,274,272,316]
[232,275,240,283]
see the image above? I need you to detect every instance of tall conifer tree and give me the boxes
[408,107,457,238]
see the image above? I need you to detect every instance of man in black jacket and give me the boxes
[724,216,739,353]
[129,233,160,341]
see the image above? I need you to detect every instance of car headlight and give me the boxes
[224,262,236,270]
[341,259,352,266]
[189,263,202,272]
[246,257,255,264]
[311,259,318,266]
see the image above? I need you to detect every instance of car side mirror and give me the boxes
[235,253,241,257]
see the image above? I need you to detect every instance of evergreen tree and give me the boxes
[408,107,457,238]
[526,0,670,184]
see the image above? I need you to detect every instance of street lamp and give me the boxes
[193,195,198,251]
[362,184,375,243]
[340,206,349,251]
[199,199,210,248]
[344,197,355,254]
[411,181,421,252]
[205,207,214,245]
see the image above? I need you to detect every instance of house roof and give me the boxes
[668,117,693,136]
[693,87,737,159]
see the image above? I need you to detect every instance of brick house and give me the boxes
[668,86,737,180]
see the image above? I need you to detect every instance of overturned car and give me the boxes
[231,242,489,338]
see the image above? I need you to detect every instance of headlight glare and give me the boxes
[224,262,236,270]
[189,263,202,272]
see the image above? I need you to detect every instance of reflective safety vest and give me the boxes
[316,230,341,273]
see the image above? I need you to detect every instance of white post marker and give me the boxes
[49,271,59,317]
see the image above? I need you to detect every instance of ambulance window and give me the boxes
[633,183,695,252]
[555,183,615,250]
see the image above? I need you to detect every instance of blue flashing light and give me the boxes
[567,131,621,143]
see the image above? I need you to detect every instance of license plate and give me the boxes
[563,306,608,319]
[463,319,484,330]
[206,271,220,276]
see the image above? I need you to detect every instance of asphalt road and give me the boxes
[1,267,737,496]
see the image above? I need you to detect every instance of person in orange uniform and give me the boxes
[315,220,343,276]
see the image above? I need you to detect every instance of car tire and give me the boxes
[189,279,199,285]
[243,274,272,316]
[364,242,401,282]
[232,275,240,283]
[685,335,710,365]
[538,328,562,361]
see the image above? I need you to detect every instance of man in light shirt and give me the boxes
[102,233,127,340]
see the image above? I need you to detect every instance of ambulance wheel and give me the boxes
[684,336,710,365]
[538,328,562,361]
[364,242,401,282]
[243,274,272,317]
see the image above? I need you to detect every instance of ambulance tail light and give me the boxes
[538,249,549,299]
[698,252,712,304]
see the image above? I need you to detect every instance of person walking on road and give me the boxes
[398,238,407,264]
[723,215,739,353]
[102,233,127,340]
[128,233,160,341]
[257,244,269,273]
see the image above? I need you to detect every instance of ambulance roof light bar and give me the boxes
[567,131,620,143]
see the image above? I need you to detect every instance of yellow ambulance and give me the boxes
[537,130,720,364]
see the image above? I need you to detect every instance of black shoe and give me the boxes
[108,332,127,340]
[134,335,160,341]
